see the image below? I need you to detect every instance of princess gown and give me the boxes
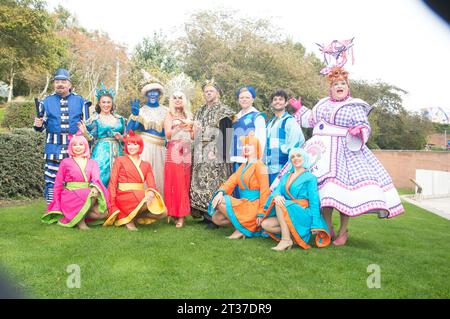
[85,113,126,187]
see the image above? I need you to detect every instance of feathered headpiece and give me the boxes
[316,38,355,82]
[140,69,165,97]
[95,82,115,101]
[165,73,195,101]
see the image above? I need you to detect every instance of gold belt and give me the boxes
[118,183,145,191]
[140,132,165,146]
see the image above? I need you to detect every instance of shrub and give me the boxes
[1,101,35,129]
[0,128,46,199]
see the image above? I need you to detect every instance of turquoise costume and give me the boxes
[263,170,330,249]
[85,113,126,187]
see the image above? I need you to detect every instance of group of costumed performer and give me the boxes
[273,38,404,246]
[104,130,166,231]
[41,131,109,229]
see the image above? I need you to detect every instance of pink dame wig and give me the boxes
[68,132,90,158]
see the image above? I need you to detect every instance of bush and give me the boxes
[1,101,35,129]
[0,128,46,199]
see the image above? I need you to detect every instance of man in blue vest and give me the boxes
[33,68,91,203]
[265,89,304,185]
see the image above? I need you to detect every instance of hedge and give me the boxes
[0,128,46,199]
[1,101,35,129]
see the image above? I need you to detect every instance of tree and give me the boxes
[177,10,327,112]
[351,80,433,150]
[133,32,181,74]
[0,0,65,101]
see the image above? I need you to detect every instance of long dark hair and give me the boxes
[95,94,115,114]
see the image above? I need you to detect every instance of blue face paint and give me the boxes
[146,90,160,107]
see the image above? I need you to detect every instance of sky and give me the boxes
[46,0,450,112]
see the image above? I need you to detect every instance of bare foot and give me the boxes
[77,220,90,231]
[125,221,138,231]
[227,229,245,239]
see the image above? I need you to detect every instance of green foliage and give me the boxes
[178,10,327,113]
[0,200,449,298]
[133,32,182,74]
[0,128,45,199]
[1,101,35,128]
[433,123,450,134]
[0,0,66,97]
[351,80,433,150]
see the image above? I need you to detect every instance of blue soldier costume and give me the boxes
[34,69,91,203]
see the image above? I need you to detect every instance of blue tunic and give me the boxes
[34,92,90,203]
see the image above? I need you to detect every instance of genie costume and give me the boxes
[34,69,91,203]
[127,83,168,196]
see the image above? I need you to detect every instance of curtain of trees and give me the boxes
[0,2,437,150]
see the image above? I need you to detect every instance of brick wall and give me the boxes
[372,150,450,189]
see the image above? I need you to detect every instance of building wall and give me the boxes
[372,150,450,189]
[427,133,449,149]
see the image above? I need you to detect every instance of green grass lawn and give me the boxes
[0,199,449,299]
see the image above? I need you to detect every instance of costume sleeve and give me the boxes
[307,175,321,224]
[280,118,305,154]
[219,117,233,162]
[349,104,371,144]
[294,106,315,128]
[127,115,145,132]
[47,160,65,213]
[121,117,127,135]
[89,159,109,210]
[254,115,266,155]
[85,117,97,141]
[255,162,270,217]
[144,163,157,191]
[107,157,121,214]
[219,171,239,195]
[83,100,91,121]
[34,100,47,132]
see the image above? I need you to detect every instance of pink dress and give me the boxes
[41,157,109,227]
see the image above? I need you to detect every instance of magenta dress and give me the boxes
[41,157,109,227]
